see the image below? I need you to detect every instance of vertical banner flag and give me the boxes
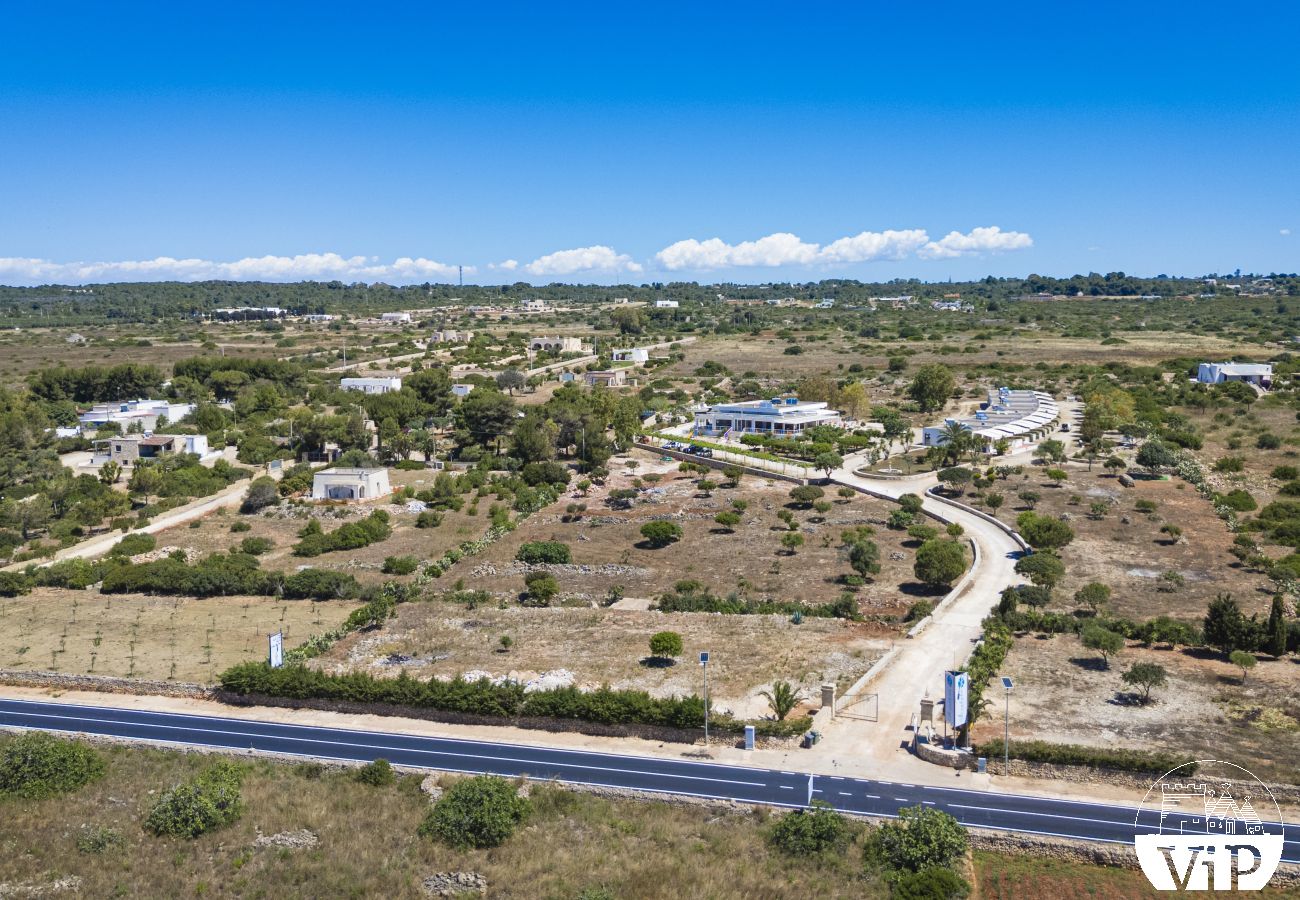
[944,670,968,728]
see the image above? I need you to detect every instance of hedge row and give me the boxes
[976,739,1195,776]
[218,662,809,737]
[293,510,391,557]
[656,592,860,621]
[98,552,359,600]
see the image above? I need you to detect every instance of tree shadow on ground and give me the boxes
[639,656,676,669]
[1067,656,1109,672]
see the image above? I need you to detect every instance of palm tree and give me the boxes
[760,680,804,721]
[938,421,970,466]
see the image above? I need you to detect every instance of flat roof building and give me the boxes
[694,397,842,438]
[583,370,628,388]
[922,388,1059,453]
[380,312,413,323]
[530,336,586,354]
[311,467,391,502]
[611,347,649,364]
[92,433,212,466]
[1197,362,1273,388]
[340,376,402,395]
[79,399,194,431]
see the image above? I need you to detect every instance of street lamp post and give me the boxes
[1000,676,1014,776]
[700,651,711,747]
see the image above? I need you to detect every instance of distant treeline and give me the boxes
[1,273,1296,325]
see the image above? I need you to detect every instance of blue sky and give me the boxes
[1,1,1296,285]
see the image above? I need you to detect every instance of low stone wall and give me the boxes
[914,738,976,770]
[0,669,213,699]
[924,487,1029,552]
[633,441,807,485]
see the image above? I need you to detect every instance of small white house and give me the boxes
[340,376,402,395]
[1197,362,1273,389]
[452,383,475,398]
[380,312,413,324]
[611,347,649,364]
[530,336,585,354]
[311,467,391,502]
[654,300,679,309]
[79,399,195,431]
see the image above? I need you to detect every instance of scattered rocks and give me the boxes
[0,876,82,898]
[420,774,444,802]
[1118,473,1136,488]
[253,829,319,850]
[516,780,532,799]
[422,872,487,897]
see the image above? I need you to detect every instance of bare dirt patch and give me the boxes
[978,632,1300,785]
[0,589,357,683]
[317,602,889,716]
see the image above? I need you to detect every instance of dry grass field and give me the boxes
[441,452,925,614]
[319,602,888,718]
[986,462,1277,620]
[977,632,1300,785]
[0,590,357,683]
[0,738,887,899]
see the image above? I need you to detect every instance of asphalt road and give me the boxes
[3,698,1297,863]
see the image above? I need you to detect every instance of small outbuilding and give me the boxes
[311,467,391,502]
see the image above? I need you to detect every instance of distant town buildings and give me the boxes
[520,298,549,312]
[654,300,679,309]
[694,397,842,437]
[1197,362,1273,389]
[340,376,402,395]
[429,329,474,343]
[302,314,338,324]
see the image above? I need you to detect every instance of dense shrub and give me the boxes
[282,568,361,600]
[639,521,682,547]
[0,571,31,596]
[241,476,280,513]
[867,805,967,875]
[293,511,391,557]
[768,803,852,855]
[381,555,419,575]
[109,532,156,558]
[976,739,1193,775]
[101,552,268,597]
[891,866,971,900]
[521,461,570,487]
[354,758,396,786]
[238,536,274,556]
[415,510,443,529]
[1217,489,1257,512]
[516,541,572,565]
[0,732,105,799]
[32,558,107,590]
[656,584,860,620]
[144,761,245,838]
[418,775,530,848]
[218,662,808,736]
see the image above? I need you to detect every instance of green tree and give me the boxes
[354,758,396,786]
[1229,649,1257,683]
[1104,456,1126,477]
[1014,552,1065,589]
[1203,594,1255,656]
[914,539,966,588]
[789,485,825,508]
[1081,625,1123,669]
[868,805,968,874]
[495,368,526,395]
[891,867,970,900]
[781,531,805,554]
[639,521,682,547]
[814,451,844,478]
[760,680,804,721]
[1121,662,1167,704]
[649,631,683,661]
[418,775,530,849]
[98,460,121,486]
[1074,582,1111,614]
[1136,440,1178,475]
[1016,512,1075,550]
[128,464,164,506]
[908,365,956,412]
[714,511,741,532]
[241,476,279,513]
[847,538,882,580]
[144,761,244,839]
[1265,595,1288,658]
[523,571,559,605]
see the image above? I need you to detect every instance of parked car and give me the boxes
[688,445,713,458]
[1060,423,1071,432]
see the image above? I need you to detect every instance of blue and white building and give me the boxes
[693,397,842,438]
[1196,362,1273,389]
[922,388,1058,453]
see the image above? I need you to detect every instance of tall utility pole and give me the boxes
[700,651,711,747]
[1001,676,1014,776]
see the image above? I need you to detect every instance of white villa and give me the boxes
[654,300,679,309]
[1197,362,1273,389]
[311,467,391,502]
[452,383,475,397]
[380,312,413,324]
[340,376,402,395]
[611,347,649,364]
[79,399,194,431]
[694,397,842,438]
[921,388,1059,453]
[530,336,586,354]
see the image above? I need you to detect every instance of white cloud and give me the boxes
[492,259,520,271]
[917,226,1033,260]
[0,253,468,285]
[522,245,642,277]
[656,228,935,270]
[1282,229,1292,236]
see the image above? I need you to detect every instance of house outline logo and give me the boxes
[1134,759,1286,891]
